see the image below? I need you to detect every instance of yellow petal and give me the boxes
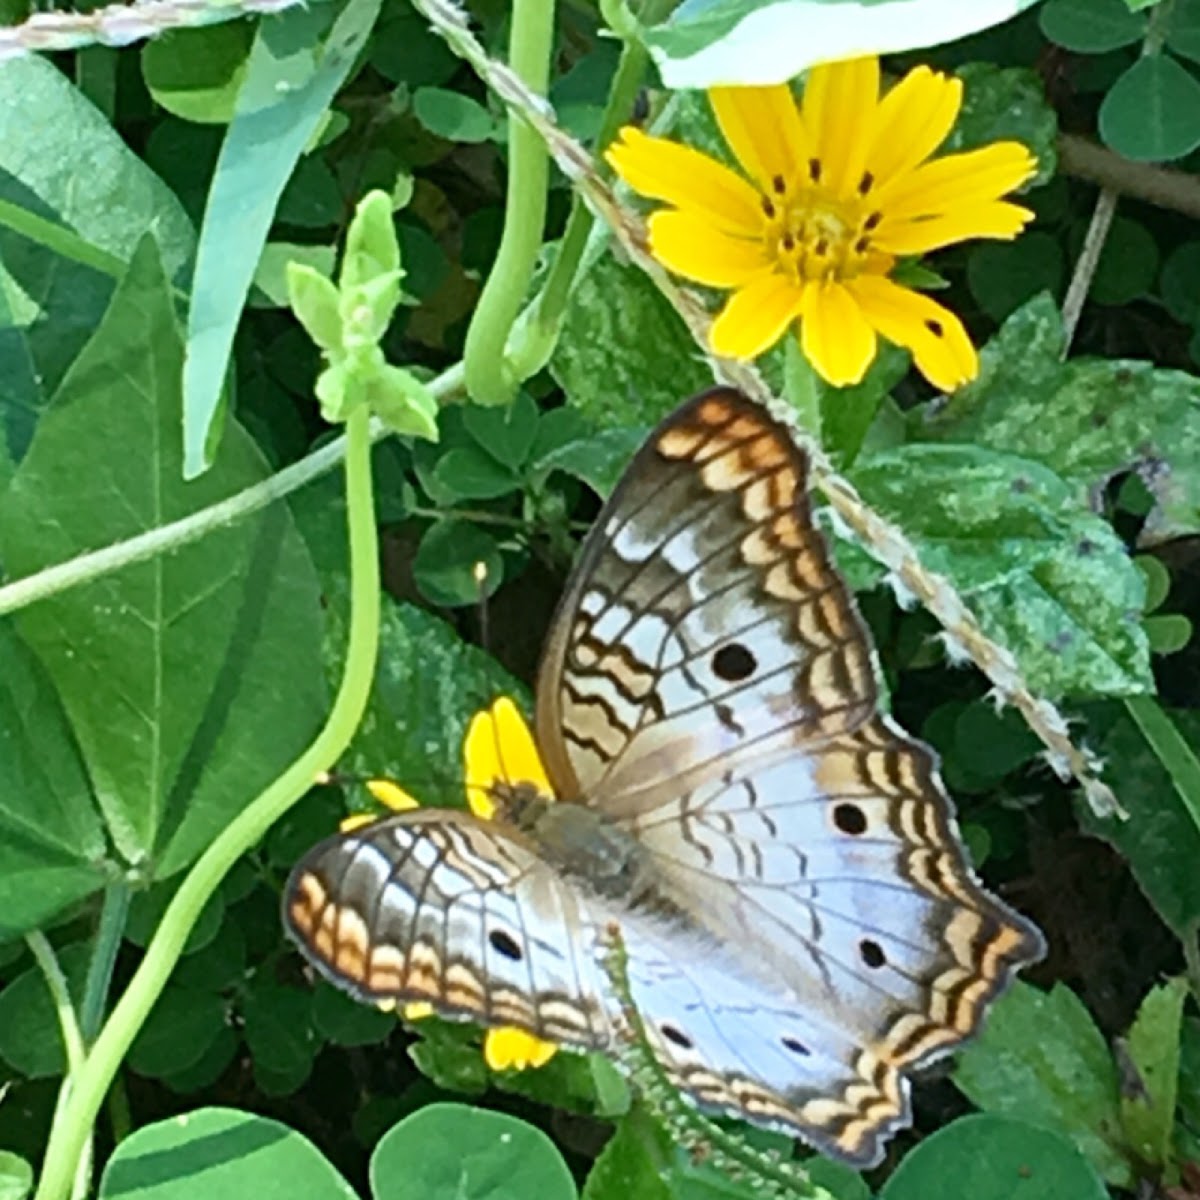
[872,200,1034,255]
[464,697,553,819]
[709,272,805,360]
[647,210,769,287]
[484,1027,558,1071]
[708,85,809,192]
[339,813,377,832]
[874,142,1037,218]
[801,57,880,197]
[848,275,978,392]
[366,779,421,812]
[403,1001,434,1020]
[799,281,877,387]
[606,127,763,235]
[865,66,962,190]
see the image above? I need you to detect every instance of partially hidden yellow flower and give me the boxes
[361,698,559,1072]
[606,57,1037,392]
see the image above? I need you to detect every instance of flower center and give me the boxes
[760,172,881,285]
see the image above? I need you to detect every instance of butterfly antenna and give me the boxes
[598,925,827,1200]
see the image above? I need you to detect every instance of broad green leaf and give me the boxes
[1176,1018,1200,1163]
[1099,55,1200,163]
[968,232,1065,323]
[926,294,1200,545]
[643,0,1043,88]
[1078,705,1200,937]
[161,1026,239,1096]
[550,240,710,430]
[370,1103,577,1200]
[0,943,89,1078]
[1080,215,1159,305]
[141,23,253,124]
[464,392,540,470]
[0,56,193,487]
[844,443,1151,697]
[1160,240,1200,324]
[432,446,521,501]
[173,918,248,993]
[1120,977,1187,1169]
[953,981,1131,1186]
[0,1152,32,1200]
[98,1107,357,1200]
[0,625,109,937]
[183,0,382,476]
[127,986,227,1079]
[0,239,326,878]
[880,1114,1108,1200]
[405,1020,489,1096]
[1040,0,1146,51]
[125,883,225,955]
[412,87,498,143]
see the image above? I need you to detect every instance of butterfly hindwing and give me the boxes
[284,810,611,1048]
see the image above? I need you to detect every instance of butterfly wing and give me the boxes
[533,386,1043,1153]
[283,809,611,1048]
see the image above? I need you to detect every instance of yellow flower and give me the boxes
[606,57,1037,391]
[360,698,559,1072]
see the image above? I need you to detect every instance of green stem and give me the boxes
[1125,695,1200,838]
[32,404,382,1200]
[79,884,130,1043]
[461,0,555,405]
[511,0,674,380]
[0,363,462,620]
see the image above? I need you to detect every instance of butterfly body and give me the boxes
[285,387,1045,1166]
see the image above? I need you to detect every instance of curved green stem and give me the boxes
[462,0,555,405]
[32,403,381,1200]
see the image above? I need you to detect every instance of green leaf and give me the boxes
[242,982,317,1093]
[406,1020,489,1096]
[127,986,227,1079]
[0,943,89,1078]
[845,443,1151,697]
[534,426,649,498]
[951,64,1059,185]
[926,294,1200,545]
[1145,612,1192,654]
[370,1103,577,1200]
[879,1114,1108,1200]
[464,392,540,470]
[0,239,327,880]
[1159,239,1200,324]
[583,1110,671,1200]
[125,883,225,955]
[1120,977,1187,1169]
[312,983,394,1047]
[953,981,1131,1186]
[1078,704,1200,937]
[1176,1018,1200,1163]
[1039,0,1146,51]
[1099,55,1200,163]
[98,1107,358,1200]
[643,0,1043,89]
[412,87,498,143]
[432,446,521,501]
[0,626,109,937]
[1166,0,1200,64]
[968,232,1065,323]
[0,57,193,490]
[413,519,505,608]
[0,1152,32,1200]
[369,5,458,86]
[141,23,253,124]
[550,244,711,429]
[1075,215,1159,306]
[182,0,382,475]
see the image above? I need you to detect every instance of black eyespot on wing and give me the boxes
[859,939,886,969]
[489,929,523,961]
[833,802,867,835]
[713,643,756,682]
[661,1023,694,1049]
[782,1036,810,1056]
